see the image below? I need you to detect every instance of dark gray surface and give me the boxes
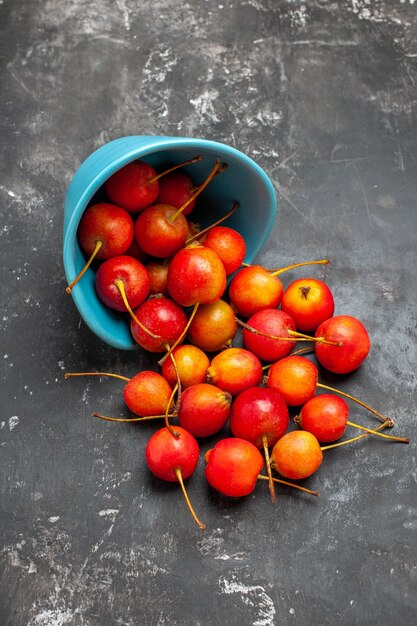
[1,1,416,625]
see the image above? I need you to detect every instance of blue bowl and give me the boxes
[63,136,277,350]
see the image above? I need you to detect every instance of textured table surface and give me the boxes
[1,1,417,625]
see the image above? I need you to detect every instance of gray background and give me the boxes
[1,1,416,625]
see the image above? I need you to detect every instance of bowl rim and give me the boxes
[63,135,277,349]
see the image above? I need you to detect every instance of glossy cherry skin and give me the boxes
[315,315,371,374]
[281,278,335,332]
[95,256,150,312]
[104,160,159,213]
[162,344,210,389]
[77,203,134,259]
[230,387,289,448]
[130,297,187,353]
[167,244,227,307]
[207,348,263,396]
[205,438,264,497]
[135,204,188,258]
[202,226,246,276]
[271,431,323,480]
[178,383,232,437]
[229,265,283,318]
[188,300,237,352]
[146,426,200,482]
[243,309,297,362]
[157,171,196,216]
[124,371,173,417]
[267,356,318,406]
[298,394,349,443]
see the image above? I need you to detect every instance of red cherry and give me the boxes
[124,371,173,417]
[281,278,335,332]
[95,256,150,312]
[297,394,349,443]
[202,226,246,276]
[146,261,170,296]
[229,265,283,317]
[77,203,134,259]
[157,171,197,215]
[205,438,264,497]
[124,236,149,263]
[271,431,323,480]
[177,383,232,437]
[315,315,371,374]
[130,297,187,353]
[167,244,227,307]
[135,204,189,258]
[243,309,297,362]
[207,348,262,396]
[267,356,318,406]
[187,300,237,352]
[146,426,205,529]
[104,160,159,213]
[230,387,289,449]
[161,344,210,389]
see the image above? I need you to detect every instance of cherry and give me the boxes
[146,426,205,529]
[157,171,197,215]
[230,387,289,501]
[187,299,237,352]
[201,226,246,276]
[167,243,227,308]
[207,348,263,395]
[66,203,134,294]
[267,355,318,406]
[281,277,335,332]
[229,259,329,318]
[161,344,210,389]
[130,296,187,353]
[124,236,149,263]
[146,261,169,296]
[296,393,408,444]
[205,438,264,497]
[177,383,232,437]
[315,315,371,374]
[95,255,150,312]
[271,430,323,480]
[134,159,223,258]
[242,309,297,362]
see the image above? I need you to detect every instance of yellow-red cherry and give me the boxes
[187,299,237,352]
[201,226,246,276]
[177,383,232,438]
[207,348,263,396]
[271,431,323,480]
[315,315,370,374]
[297,394,349,443]
[161,344,210,389]
[267,356,318,406]
[281,278,335,332]
[205,438,264,497]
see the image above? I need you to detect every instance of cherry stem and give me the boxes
[158,303,200,366]
[185,201,240,245]
[287,330,342,347]
[270,259,330,277]
[66,240,103,294]
[92,412,173,423]
[165,343,182,402]
[114,279,160,340]
[263,435,277,503]
[174,467,206,530]
[169,159,224,222]
[236,318,325,344]
[147,155,203,184]
[165,383,180,437]
[316,382,394,425]
[346,420,409,443]
[64,371,130,382]
[320,420,391,451]
[257,474,319,497]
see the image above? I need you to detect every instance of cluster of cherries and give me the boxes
[66,155,409,530]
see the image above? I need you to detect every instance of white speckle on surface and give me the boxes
[98,509,119,518]
[48,516,60,523]
[28,560,38,573]
[28,608,76,626]
[58,360,65,370]
[9,416,19,431]
[289,608,295,615]
[190,90,220,123]
[219,576,276,626]
[0,422,5,429]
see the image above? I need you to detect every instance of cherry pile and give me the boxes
[66,155,409,530]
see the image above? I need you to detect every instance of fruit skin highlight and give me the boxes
[205,438,264,497]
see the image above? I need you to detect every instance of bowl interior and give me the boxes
[64,141,277,350]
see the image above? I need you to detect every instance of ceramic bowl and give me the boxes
[63,136,277,349]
